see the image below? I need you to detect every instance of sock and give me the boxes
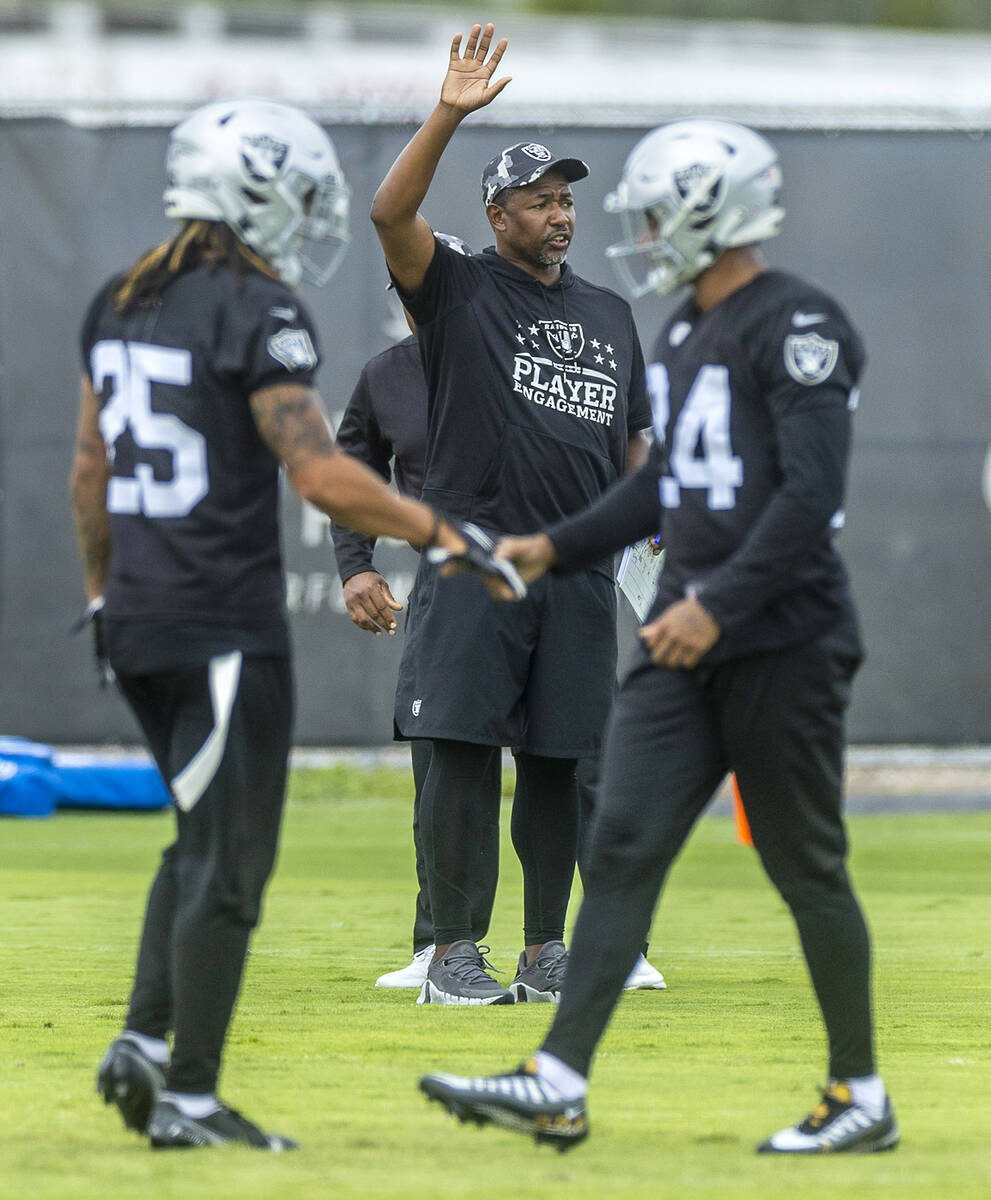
[121,1030,169,1065]
[840,1074,886,1120]
[534,1051,587,1101]
[162,1090,222,1119]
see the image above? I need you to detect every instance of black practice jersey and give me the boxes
[331,334,427,583]
[80,262,322,670]
[550,269,865,661]
[396,240,651,547]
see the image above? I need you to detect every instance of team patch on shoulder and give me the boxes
[783,331,839,385]
[267,327,317,371]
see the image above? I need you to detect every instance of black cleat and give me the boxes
[757,1082,900,1154]
[96,1035,166,1133]
[420,1058,588,1152]
[147,1097,298,1151]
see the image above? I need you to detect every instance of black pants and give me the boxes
[117,653,292,1094]
[542,632,875,1082]
[419,739,579,948]
[409,739,501,951]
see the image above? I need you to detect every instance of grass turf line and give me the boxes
[0,765,989,1199]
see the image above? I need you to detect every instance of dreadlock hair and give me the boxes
[112,219,279,314]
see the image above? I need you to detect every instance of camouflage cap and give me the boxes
[481,142,589,205]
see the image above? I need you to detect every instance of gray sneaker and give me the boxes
[510,940,568,1003]
[417,941,514,1006]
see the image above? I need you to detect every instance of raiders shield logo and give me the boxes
[240,133,289,183]
[267,328,317,371]
[673,162,724,217]
[540,319,585,362]
[783,332,839,385]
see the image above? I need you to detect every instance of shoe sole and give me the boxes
[420,1078,587,1153]
[510,982,560,1003]
[96,1044,164,1133]
[417,980,514,1006]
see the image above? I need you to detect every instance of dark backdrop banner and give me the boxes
[1,119,989,745]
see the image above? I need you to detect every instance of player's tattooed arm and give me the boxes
[250,382,337,473]
[69,376,112,602]
[251,381,468,556]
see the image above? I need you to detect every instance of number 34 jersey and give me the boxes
[79,263,321,639]
[649,268,866,661]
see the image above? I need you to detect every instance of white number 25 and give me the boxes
[93,340,208,519]
[647,361,743,511]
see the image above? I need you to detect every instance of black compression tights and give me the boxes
[510,752,580,946]
[421,741,580,947]
[420,739,503,947]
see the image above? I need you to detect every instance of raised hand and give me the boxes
[440,22,511,115]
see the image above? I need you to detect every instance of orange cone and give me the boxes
[731,774,753,846]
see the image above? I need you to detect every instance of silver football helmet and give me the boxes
[164,98,350,287]
[604,118,784,297]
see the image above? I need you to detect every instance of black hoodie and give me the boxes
[395,239,650,540]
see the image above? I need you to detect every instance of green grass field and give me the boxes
[2,765,990,1199]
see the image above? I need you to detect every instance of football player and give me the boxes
[419,119,898,1156]
[369,23,653,1007]
[71,98,474,1150]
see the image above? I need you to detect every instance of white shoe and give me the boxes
[623,954,667,991]
[375,945,434,988]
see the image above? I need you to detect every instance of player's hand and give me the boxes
[639,594,720,669]
[429,519,527,601]
[494,533,557,584]
[440,23,511,115]
[71,596,116,687]
[343,570,403,635]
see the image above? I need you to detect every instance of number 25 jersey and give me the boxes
[649,268,866,660]
[79,263,321,644]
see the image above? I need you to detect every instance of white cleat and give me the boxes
[757,1083,899,1154]
[623,954,667,991]
[375,945,434,989]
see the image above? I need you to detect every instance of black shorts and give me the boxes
[394,562,617,757]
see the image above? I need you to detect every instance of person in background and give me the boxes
[332,237,663,994]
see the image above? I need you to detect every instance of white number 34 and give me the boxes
[93,340,208,519]
[647,362,743,511]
